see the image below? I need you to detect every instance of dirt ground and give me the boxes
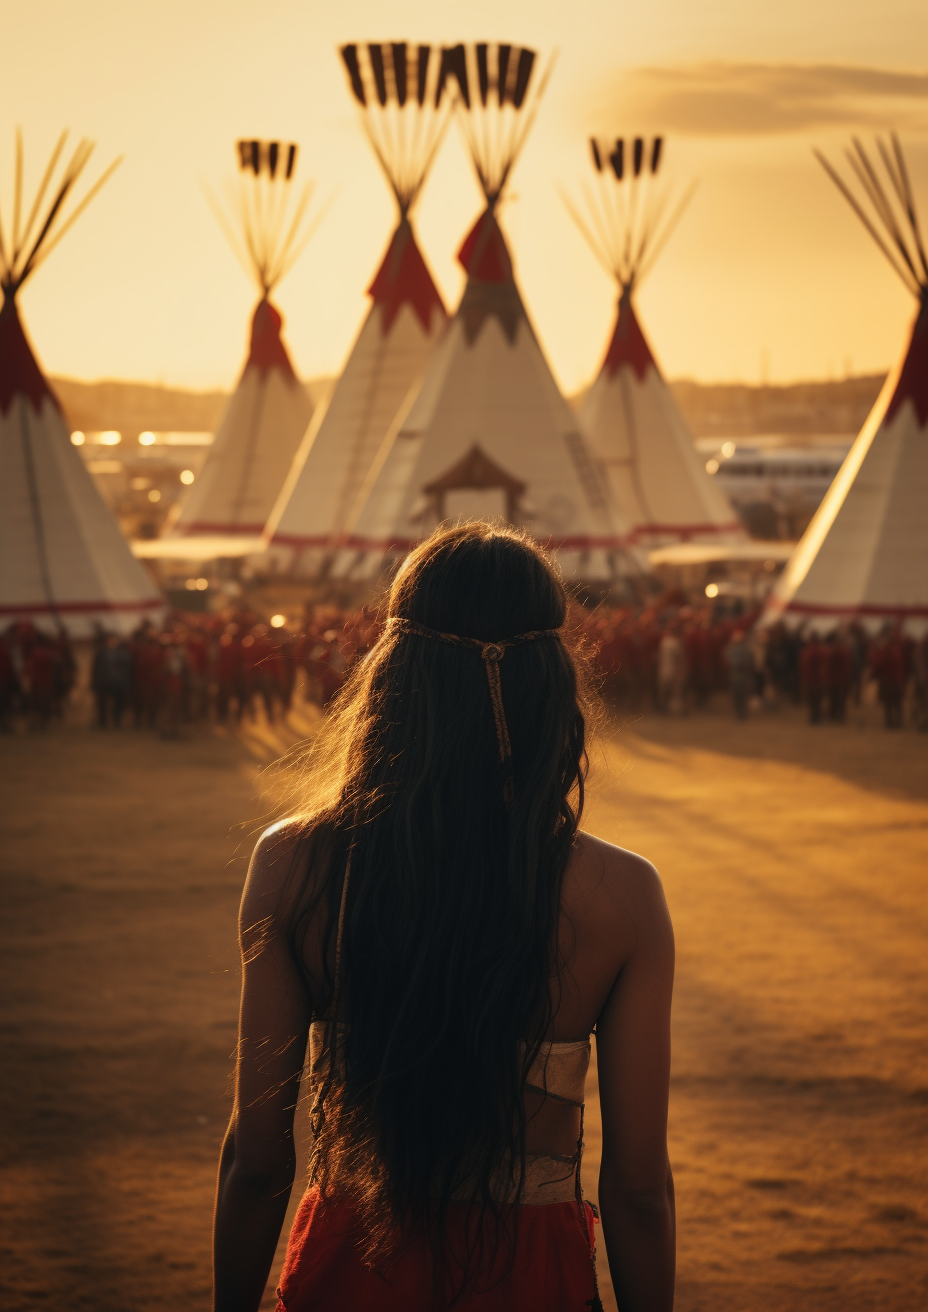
[1,692,926,1311]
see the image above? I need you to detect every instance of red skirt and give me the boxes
[276,1187,599,1311]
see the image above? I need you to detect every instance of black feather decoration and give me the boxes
[416,45,430,106]
[340,45,366,107]
[633,137,644,176]
[512,47,535,109]
[369,43,388,107]
[651,136,663,174]
[476,43,490,107]
[610,139,624,181]
[392,42,407,106]
[437,44,469,109]
[497,44,512,106]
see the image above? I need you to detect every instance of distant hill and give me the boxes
[668,374,886,438]
[569,374,886,437]
[51,371,885,440]
[49,375,337,435]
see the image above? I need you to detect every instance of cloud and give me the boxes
[592,63,928,136]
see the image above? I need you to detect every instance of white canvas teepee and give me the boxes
[267,43,450,577]
[763,135,928,635]
[0,131,164,637]
[168,140,315,538]
[334,43,635,585]
[566,136,743,547]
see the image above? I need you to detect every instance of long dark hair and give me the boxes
[287,523,589,1280]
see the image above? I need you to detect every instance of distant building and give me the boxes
[705,442,852,539]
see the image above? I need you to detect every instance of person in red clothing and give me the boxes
[0,632,18,731]
[215,625,246,723]
[800,633,828,725]
[24,634,60,730]
[871,625,909,729]
[825,630,854,723]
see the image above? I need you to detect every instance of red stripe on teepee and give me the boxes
[246,298,296,376]
[0,300,59,417]
[603,292,656,382]
[884,299,928,427]
[368,218,446,335]
[457,210,513,284]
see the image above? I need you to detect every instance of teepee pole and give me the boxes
[12,129,23,263]
[847,140,921,284]
[888,134,928,282]
[24,154,122,279]
[815,148,920,295]
[16,130,68,268]
[637,181,698,285]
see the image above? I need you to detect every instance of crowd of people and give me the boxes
[83,606,376,736]
[588,599,926,729]
[0,624,77,731]
[2,595,926,734]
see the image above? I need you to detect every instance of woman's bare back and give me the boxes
[526,833,674,1163]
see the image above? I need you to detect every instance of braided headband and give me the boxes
[388,616,559,804]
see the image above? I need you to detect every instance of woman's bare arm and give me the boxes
[595,851,676,1312]
[213,824,312,1312]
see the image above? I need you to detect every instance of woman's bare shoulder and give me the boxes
[241,818,316,920]
[249,817,307,876]
[568,831,672,942]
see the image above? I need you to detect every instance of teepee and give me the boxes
[335,44,634,584]
[566,136,743,547]
[763,135,928,634]
[168,140,316,538]
[0,131,163,637]
[267,43,451,577]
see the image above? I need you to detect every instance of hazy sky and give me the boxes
[2,0,927,393]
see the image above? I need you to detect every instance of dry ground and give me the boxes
[0,696,926,1310]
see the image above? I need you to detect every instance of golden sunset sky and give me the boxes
[2,0,927,392]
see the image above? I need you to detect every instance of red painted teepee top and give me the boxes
[0,299,58,417]
[457,210,514,285]
[368,217,445,336]
[246,298,296,376]
[884,297,928,427]
[602,291,657,382]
